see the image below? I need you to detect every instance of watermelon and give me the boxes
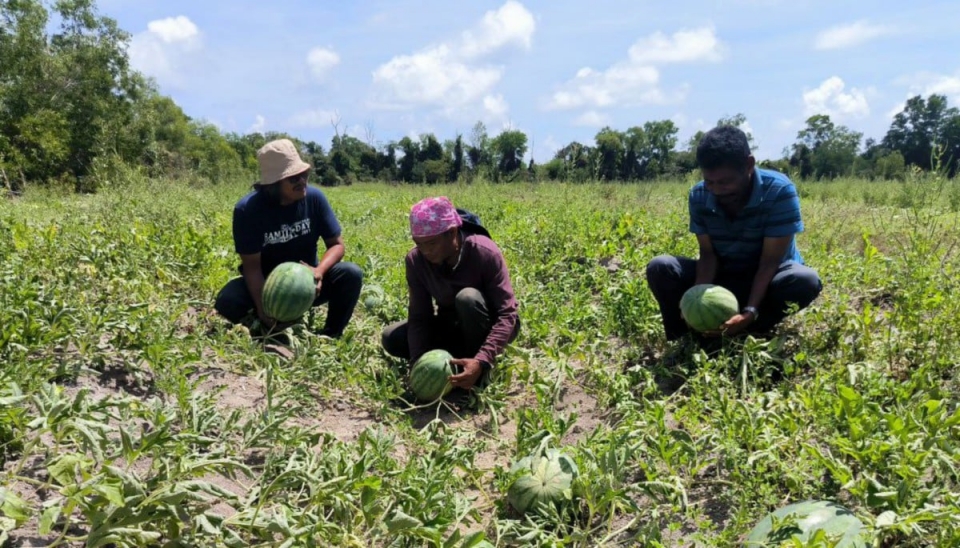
[507,446,579,516]
[744,500,866,547]
[680,284,740,332]
[409,349,454,401]
[362,284,385,312]
[262,262,316,323]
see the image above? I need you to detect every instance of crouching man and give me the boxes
[381,196,520,390]
[646,125,823,344]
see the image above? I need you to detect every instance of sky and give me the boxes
[96,0,960,162]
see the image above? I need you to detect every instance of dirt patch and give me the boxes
[194,368,266,413]
[309,400,381,443]
[63,362,155,400]
[201,472,250,518]
[173,306,202,337]
[556,379,604,447]
[283,392,382,444]
[4,452,85,548]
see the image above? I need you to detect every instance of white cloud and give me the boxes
[548,64,662,109]
[128,16,202,88]
[802,76,870,119]
[573,110,611,127]
[546,26,723,110]
[814,20,895,50]
[248,114,266,133]
[897,71,960,103]
[146,16,199,44]
[307,47,340,82]
[370,1,534,118]
[373,45,501,109]
[888,70,960,118]
[483,94,509,118]
[460,0,536,59]
[628,26,725,64]
[287,108,339,129]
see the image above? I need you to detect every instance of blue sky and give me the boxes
[100,0,960,161]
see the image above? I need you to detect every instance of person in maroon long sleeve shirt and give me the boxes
[381,196,521,391]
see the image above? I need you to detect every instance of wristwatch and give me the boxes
[743,306,759,319]
[479,360,492,372]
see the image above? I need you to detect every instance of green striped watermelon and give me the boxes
[362,284,385,312]
[409,349,454,401]
[680,284,739,332]
[507,446,579,516]
[744,500,866,547]
[262,262,316,323]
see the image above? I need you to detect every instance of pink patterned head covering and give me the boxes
[410,196,462,238]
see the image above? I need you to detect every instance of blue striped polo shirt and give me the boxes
[688,168,804,273]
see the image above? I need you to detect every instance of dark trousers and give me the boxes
[214,261,363,338]
[645,255,823,341]
[381,287,520,362]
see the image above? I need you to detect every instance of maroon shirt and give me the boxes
[405,233,519,365]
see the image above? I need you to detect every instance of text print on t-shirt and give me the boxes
[263,218,311,247]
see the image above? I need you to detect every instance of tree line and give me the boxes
[2,0,959,193]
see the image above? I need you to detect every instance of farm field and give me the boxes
[1,175,960,547]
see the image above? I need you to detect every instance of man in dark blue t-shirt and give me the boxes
[214,138,363,338]
[646,126,822,343]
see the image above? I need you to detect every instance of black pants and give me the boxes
[214,261,363,338]
[645,255,823,341]
[381,287,520,362]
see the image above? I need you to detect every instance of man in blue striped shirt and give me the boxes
[646,125,822,341]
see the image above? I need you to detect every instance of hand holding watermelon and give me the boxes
[680,284,741,335]
[449,358,483,389]
[257,309,278,329]
[705,310,755,337]
[299,261,323,296]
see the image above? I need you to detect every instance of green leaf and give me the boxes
[0,487,32,524]
[48,453,92,486]
[94,482,125,507]
[460,531,491,548]
[39,504,62,535]
[876,510,899,527]
[386,510,422,533]
[0,518,12,545]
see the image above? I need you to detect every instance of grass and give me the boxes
[0,172,959,547]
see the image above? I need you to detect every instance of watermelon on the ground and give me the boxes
[409,349,454,401]
[680,284,740,332]
[507,447,579,516]
[362,284,385,311]
[262,262,316,323]
[743,500,866,547]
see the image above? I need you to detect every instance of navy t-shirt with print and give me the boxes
[232,186,342,277]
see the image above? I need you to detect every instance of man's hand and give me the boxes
[257,309,277,330]
[300,261,323,296]
[449,358,484,390]
[702,311,755,338]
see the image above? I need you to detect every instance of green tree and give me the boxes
[397,136,420,182]
[790,114,862,179]
[640,120,678,178]
[467,121,492,175]
[451,135,464,182]
[593,127,623,181]
[883,94,959,173]
[554,141,592,181]
[490,129,527,178]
